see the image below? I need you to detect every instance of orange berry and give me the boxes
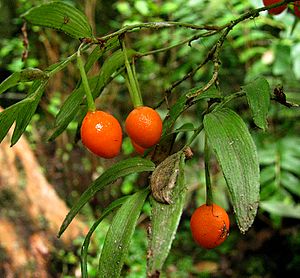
[80,110,122,158]
[131,140,146,155]
[263,0,287,15]
[190,203,230,249]
[125,106,162,148]
[294,1,300,18]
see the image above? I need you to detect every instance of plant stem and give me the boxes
[204,133,213,206]
[121,39,143,108]
[131,58,143,104]
[216,91,245,109]
[186,123,204,146]
[136,30,217,59]
[48,44,90,77]
[124,74,135,107]
[77,45,96,112]
[96,22,221,43]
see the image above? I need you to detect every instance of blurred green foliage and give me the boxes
[0,0,299,277]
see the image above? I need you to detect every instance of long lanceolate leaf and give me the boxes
[22,1,93,39]
[148,151,186,275]
[58,158,155,237]
[0,106,18,143]
[0,72,21,95]
[0,80,48,145]
[91,49,136,101]
[98,189,149,278]
[48,76,98,141]
[204,108,260,233]
[81,196,129,278]
[0,68,48,95]
[11,80,48,145]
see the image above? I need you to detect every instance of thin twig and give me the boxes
[21,22,29,61]
[96,21,222,43]
[186,26,232,99]
[155,0,298,107]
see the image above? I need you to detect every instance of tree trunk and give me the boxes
[0,118,87,276]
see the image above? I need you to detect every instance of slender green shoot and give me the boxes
[121,39,143,108]
[204,133,213,205]
[131,58,143,104]
[77,44,96,112]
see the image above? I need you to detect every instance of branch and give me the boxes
[96,21,221,43]
[158,0,298,105]
[186,26,231,99]
[135,29,218,59]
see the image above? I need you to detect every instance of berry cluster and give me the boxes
[263,0,300,17]
[80,106,162,159]
[78,38,230,250]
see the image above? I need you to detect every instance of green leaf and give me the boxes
[260,201,300,219]
[260,165,275,185]
[0,80,47,145]
[22,1,93,39]
[242,77,271,130]
[134,0,150,16]
[11,80,47,145]
[0,72,20,95]
[173,123,195,134]
[164,87,221,135]
[281,152,300,176]
[49,87,84,139]
[190,86,222,102]
[281,171,300,197]
[239,47,266,63]
[0,106,18,143]
[292,43,300,79]
[98,189,149,278]
[273,44,292,76]
[45,50,80,74]
[20,68,49,81]
[81,196,129,278]
[283,137,300,156]
[58,157,155,237]
[204,108,260,233]
[258,147,276,165]
[148,151,186,274]
[232,31,272,48]
[163,94,186,134]
[84,46,104,73]
[49,76,98,141]
[0,68,48,95]
[96,49,136,94]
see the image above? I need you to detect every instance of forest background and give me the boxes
[0,0,300,277]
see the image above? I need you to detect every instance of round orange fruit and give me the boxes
[131,140,146,155]
[81,110,122,158]
[190,203,230,249]
[125,106,162,148]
